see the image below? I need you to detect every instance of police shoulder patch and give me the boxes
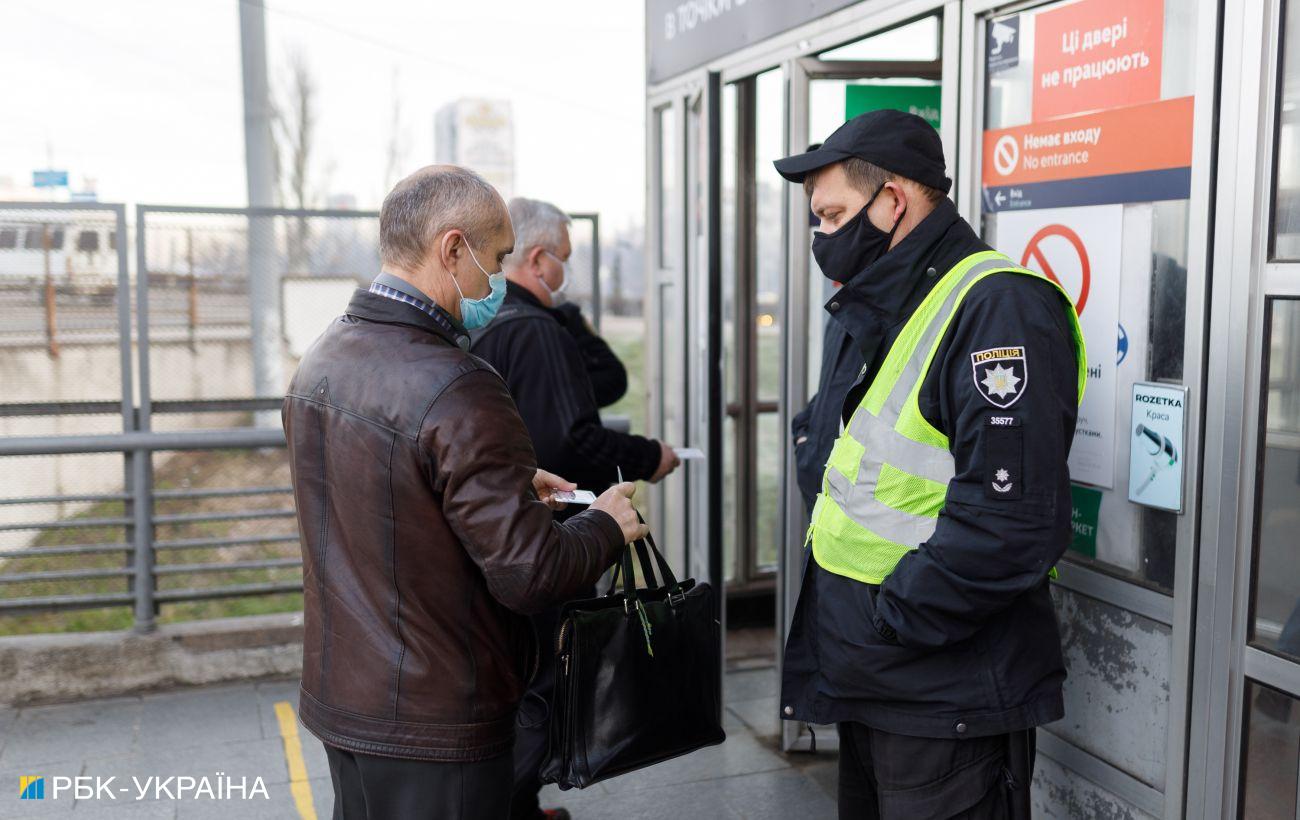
[970,346,1028,409]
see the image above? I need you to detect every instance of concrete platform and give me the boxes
[0,665,838,819]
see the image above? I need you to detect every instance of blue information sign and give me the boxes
[33,170,69,188]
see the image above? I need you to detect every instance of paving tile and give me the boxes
[1,699,141,768]
[138,684,263,751]
[721,707,746,733]
[598,728,790,794]
[69,800,177,818]
[707,767,838,819]
[796,758,840,803]
[79,737,292,806]
[253,679,301,742]
[252,682,329,783]
[0,792,77,820]
[0,792,177,820]
[172,787,298,820]
[726,695,779,739]
[541,774,746,820]
[0,708,19,758]
[308,775,335,818]
[292,734,329,785]
[724,667,778,703]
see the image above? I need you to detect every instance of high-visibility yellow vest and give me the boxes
[808,250,1087,586]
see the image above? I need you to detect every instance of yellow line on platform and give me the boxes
[275,700,319,820]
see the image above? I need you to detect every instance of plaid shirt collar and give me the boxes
[367,279,470,350]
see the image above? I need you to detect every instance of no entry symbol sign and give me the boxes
[1020,223,1090,314]
[993,135,1019,176]
[996,203,1123,489]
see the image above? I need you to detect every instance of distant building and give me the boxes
[434,99,515,198]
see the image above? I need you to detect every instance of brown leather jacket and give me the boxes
[282,288,625,762]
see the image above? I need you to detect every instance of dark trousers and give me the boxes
[836,722,1036,820]
[324,743,512,820]
[509,606,560,820]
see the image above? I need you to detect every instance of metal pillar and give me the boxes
[239,0,282,426]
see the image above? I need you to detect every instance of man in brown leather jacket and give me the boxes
[282,164,646,820]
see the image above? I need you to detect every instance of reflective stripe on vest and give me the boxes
[808,250,1087,586]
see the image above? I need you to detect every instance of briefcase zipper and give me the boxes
[557,618,571,655]
[556,618,575,778]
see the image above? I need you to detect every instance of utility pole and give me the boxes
[239,0,282,426]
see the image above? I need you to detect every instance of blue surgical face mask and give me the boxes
[453,241,506,329]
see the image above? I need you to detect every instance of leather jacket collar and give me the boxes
[344,288,470,350]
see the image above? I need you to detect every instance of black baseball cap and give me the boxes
[774,109,951,194]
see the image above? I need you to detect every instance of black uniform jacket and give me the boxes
[791,306,862,512]
[470,282,661,489]
[781,197,1081,739]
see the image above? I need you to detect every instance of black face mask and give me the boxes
[811,184,905,284]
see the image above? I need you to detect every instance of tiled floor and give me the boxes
[0,666,838,820]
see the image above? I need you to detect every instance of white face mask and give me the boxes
[540,249,571,302]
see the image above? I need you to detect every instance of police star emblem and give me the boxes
[970,346,1027,408]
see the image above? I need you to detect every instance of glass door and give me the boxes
[719,67,786,595]
[1211,0,1300,814]
[960,0,1218,816]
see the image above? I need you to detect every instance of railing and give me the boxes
[0,400,294,632]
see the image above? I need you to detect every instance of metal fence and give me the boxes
[0,201,601,634]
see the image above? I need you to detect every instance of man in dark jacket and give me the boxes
[282,165,647,820]
[470,196,679,820]
[774,111,1085,819]
[471,197,679,491]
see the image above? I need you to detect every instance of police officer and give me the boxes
[774,110,1085,819]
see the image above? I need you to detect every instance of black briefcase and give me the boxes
[538,528,726,790]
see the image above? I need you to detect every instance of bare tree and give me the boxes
[271,49,317,272]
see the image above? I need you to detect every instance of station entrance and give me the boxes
[645,0,1300,815]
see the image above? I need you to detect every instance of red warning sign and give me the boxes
[982,97,1193,189]
[1021,224,1091,314]
[1033,0,1165,121]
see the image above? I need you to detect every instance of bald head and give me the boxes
[379,165,509,271]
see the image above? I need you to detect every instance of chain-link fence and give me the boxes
[0,202,603,636]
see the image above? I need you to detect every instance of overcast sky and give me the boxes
[2,0,647,229]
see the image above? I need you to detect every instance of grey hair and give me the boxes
[502,197,571,271]
[379,165,505,270]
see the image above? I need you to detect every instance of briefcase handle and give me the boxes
[605,515,682,601]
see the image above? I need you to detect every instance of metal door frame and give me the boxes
[646,88,691,571]
[1192,0,1300,814]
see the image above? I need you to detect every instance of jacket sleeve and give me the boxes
[505,317,661,482]
[422,367,626,615]
[792,395,815,443]
[556,303,629,407]
[872,274,1080,649]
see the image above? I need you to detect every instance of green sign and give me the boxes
[1068,484,1103,558]
[845,84,942,129]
